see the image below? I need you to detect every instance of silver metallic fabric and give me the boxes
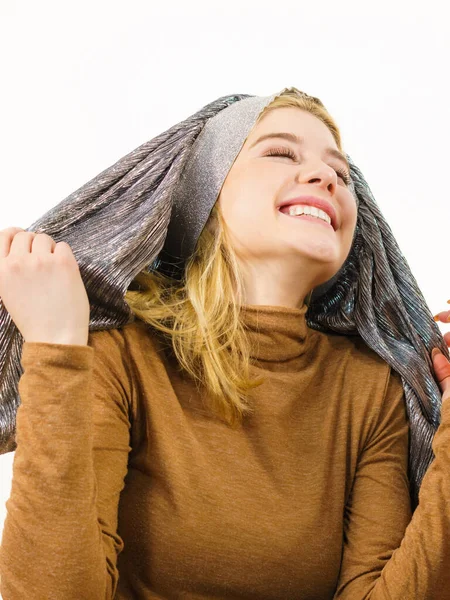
[0,87,447,512]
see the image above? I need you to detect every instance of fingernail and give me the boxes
[447,300,450,304]
[434,314,440,322]
[432,348,442,359]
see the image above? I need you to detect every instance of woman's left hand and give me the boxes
[432,301,450,404]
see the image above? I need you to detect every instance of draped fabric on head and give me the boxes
[0,87,447,511]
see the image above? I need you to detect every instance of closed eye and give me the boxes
[262,146,351,185]
[263,147,297,160]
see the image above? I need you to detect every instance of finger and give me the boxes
[53,241,77,266]
[444,331,450,347]
[30,233,57,255]
[0,227,26,235]
[0,228,27,259]
[433,310,450,323]
[8,231,37,257]
[53,241,70,258]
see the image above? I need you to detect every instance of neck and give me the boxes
[238,262,315,310]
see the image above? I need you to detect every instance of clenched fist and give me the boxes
[0,227,90,346]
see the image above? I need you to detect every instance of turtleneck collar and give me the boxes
[239,302,313,364]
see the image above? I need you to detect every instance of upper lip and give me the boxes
[277,195,338,230]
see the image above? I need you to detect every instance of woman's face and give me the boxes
[217,106,358,308]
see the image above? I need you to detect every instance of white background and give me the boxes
[0,0,449,590]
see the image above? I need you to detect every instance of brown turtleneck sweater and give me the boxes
[1,302,449,599]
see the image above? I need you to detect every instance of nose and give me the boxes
[294,162,337,194]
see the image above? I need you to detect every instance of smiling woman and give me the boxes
[122,91,361,429]
[0,87,449,600]
[216,104,358,308]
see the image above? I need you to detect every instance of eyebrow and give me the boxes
[248,132,350,171]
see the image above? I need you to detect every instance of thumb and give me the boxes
[431,348,450,404]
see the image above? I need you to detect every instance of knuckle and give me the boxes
[29,254,48,269]
[5,257,23,272]
[36,232,54,242]
[55,243,76,265]
[12,231,32,239]
[56,241,73,255]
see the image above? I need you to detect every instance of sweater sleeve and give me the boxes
[0,328,133,600]
[334,367,450,599]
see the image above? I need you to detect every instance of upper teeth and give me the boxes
[284,204,331,225]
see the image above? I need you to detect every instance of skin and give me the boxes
[217,106,358,310]
[0,110,449,398]
[216,106,450,401]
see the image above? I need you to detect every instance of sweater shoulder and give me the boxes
[313,329,401,408]
[319,329,393,375]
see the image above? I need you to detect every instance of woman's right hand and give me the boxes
[0,227,90,345]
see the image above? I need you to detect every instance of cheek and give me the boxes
[221,198,264,230]
[220,172,274,222]
[218,191,272,247]
[342,193,358,226]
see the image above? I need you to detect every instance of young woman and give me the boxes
[0,87,449,599]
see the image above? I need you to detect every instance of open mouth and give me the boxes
[278,209,334,230]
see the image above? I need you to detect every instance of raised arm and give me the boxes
[334,354,450,599]
[0,328,133,599]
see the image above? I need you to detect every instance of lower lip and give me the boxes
[278,211,334,230]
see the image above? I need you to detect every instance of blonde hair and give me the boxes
[124,88,344,428]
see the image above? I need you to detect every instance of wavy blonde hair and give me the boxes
[124,88,344,428]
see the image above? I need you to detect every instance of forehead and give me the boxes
[245,106,337,148]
